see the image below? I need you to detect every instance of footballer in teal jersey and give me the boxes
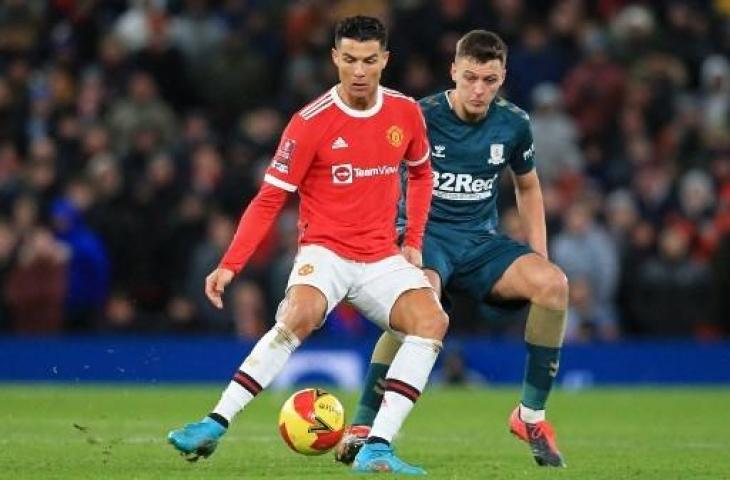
[337,30,569,469]
[420,92,535,233]
[411,92,536,306]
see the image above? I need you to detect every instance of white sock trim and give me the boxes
[519,403,546,423]
[212,322,301,423]
[402,334,443,352]
[369,335,441,442]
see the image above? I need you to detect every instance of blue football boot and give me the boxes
[352,442,427,475]
[167,417,226,462]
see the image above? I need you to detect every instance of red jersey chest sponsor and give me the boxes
[306,111,410,190]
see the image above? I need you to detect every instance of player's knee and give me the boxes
[538,265,569,311]
[416,308,449,340]
[278,299,325,341]
[434,309,450,338]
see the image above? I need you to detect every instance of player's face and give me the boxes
[332,38,389,108]
[450,57,505,121]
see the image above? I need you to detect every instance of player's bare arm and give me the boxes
[512,169,548,258]
[209,183,291,308]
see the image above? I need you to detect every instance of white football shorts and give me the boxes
[282,244,432,331]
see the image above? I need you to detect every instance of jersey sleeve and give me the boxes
[509,120,536,175]
[403,104,430,166]
[219,183,289,274]
[402,102,432,250]
[263,114,318,192]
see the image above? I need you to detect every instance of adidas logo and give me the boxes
[332,136,348,149]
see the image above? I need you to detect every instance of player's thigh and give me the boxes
[452,234,533,303]
[421,228,456,296]
[490,252,563,302]
[348,254,436,334]
[282,245,352,327]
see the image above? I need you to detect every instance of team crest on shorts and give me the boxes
[386,125,404,147]
[298,264,314,276]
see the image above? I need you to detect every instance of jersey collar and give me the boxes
[331,85,383,118]
[444,89,454,109]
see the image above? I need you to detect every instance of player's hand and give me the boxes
[205,267,235,309]
[401,245,423,268]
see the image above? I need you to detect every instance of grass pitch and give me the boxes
[0,385,728,479]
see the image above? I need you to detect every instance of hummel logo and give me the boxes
[332,136,348,149]
[433,144,446,158]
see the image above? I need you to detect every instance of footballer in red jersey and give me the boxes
[254,84,431,262]
[168,16,447,476]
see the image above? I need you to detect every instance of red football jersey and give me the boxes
[263,86,431,261]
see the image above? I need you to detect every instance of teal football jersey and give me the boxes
[399,91,536,235]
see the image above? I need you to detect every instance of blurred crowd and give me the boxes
[0,0,728,342]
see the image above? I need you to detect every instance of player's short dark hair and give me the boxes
[455,30,507,64]
[334,15,388,49]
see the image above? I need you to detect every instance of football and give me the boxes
[278,388,346,455]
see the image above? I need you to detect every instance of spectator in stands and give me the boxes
[629,223,712,336]
[186,211,235,332]
[0,219,17,330]
[713,232,730,336]
[530,83,582,184]
[6,227,68,334]
[96,34,132,100]
[11,193,39,239]
[508,22,572,110]
[563,29,626,141]
[50,197,109,330]
[609,4,659,67]
[169,0,225,70]
[134,16,192,111]
[605,189,640,256]
[552,202,620,332]
[106,70,176,156]
[230,280,268,340]
[565,277,620,343]
[699,55,729,141]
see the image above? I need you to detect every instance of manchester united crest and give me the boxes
[386,125,404,147]
[298,264,314,276]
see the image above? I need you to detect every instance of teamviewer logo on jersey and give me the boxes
[332,164,353,184]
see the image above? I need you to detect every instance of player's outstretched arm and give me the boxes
[208,184,289,307]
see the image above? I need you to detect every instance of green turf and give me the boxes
[0,385,728,479]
